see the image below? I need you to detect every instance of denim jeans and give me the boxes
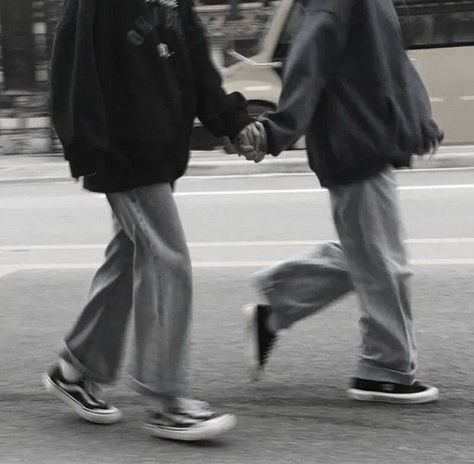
[254,168,417,385]
[61,183,192,400]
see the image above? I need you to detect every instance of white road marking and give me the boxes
[2,180,473,206]
[1,258,474,276]
[173,184,474,196]
[411,259,474,265]
[2,237,474,252]
[0,244,105,251]
[1,162,474,185]
[399,184,474,191]
[399,167,474,173]
[183,167,474,180]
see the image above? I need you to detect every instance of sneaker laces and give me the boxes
[150,398,214,420]
[176,398,212,416]
[82,379,107,406]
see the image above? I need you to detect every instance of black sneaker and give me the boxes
[42,365,122,424]
[348,377,439,404]
[145,399,237,442]
[242,304,278,381]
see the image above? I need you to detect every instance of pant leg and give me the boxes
[107,183,192,400]
[254,241,354,330]
[60,215,134,384]
[330,168,416,385]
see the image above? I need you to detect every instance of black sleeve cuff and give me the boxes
[261,118,278,156]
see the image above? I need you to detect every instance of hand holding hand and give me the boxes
[235,121,267,163]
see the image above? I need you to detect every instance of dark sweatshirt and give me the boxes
[51,0,252,193]
[262,0,443,188]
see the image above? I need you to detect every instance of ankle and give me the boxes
[59,359,82,382]
[264,309,279,334]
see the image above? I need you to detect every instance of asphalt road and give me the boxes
[1,167,474,464]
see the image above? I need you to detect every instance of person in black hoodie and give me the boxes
[42,0,254,442]
[238,0,443,404]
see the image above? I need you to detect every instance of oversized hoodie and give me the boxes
[262,0,443,187]
[51,0,252,192]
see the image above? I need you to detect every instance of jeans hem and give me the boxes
[59,343,116,385]
[129,376,188,401]
[355,362,416,385]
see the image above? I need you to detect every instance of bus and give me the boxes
[222,0,474,146]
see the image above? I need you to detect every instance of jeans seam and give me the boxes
[128,189,166,386]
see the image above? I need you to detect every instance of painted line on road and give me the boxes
[1,258,474,277]
[184,167,474,180]
[2,169,474,186]
[173,184,474,196]
[2,238,474,252]
[183,167,474,180]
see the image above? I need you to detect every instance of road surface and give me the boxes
[1,167,473,463]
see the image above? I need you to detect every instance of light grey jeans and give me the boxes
[254,168,417,385]
[60,183,192,400]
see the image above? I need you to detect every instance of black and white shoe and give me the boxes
[347,378,439,404]
[242,304,278,381]
[42,365,122,424]
[145,399,237,442]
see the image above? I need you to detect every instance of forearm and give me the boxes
[262,8,349,155]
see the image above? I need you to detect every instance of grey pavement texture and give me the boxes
[1,145,474,182]
[0,171,474,463]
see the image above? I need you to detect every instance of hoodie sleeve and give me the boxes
[261,0,354,156]
[50,0,109,178]
[181,1,252,141]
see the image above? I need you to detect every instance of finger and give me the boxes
[438,130,445,144]
[254,152,266,163]
[245,150,260,161]
[242,152,257,160]
[237,144,256,155]
[236,131,250,147]
[248,124,262,149]
[254,122,266,152]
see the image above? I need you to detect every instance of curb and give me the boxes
[1,149,474,184]
[187,152,474,177]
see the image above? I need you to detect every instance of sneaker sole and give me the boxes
[145,414,237,442]
[42,373,122,424]
[347,386,440,404]
[241,304,262,381]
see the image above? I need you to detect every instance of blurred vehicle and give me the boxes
[221,0,474,148]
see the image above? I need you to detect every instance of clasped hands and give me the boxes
[234,121,268,163]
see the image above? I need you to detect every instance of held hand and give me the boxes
[415,120,444,157]
[235,121,268,163]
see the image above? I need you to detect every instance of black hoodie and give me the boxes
[51,0,252,192]
[262,0,443,188]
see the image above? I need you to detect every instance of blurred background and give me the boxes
[1,0,473,154]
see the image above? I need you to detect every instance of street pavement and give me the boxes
[0,166,474,463]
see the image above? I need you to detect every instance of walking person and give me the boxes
[236,0,443,404]
[43,0,254,441]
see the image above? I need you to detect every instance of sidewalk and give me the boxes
[1,146,474,183]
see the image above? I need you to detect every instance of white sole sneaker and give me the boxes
[42,373,122,424]
[347,385,440,404]
[241,304,261,381]
[145,414,237,441]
